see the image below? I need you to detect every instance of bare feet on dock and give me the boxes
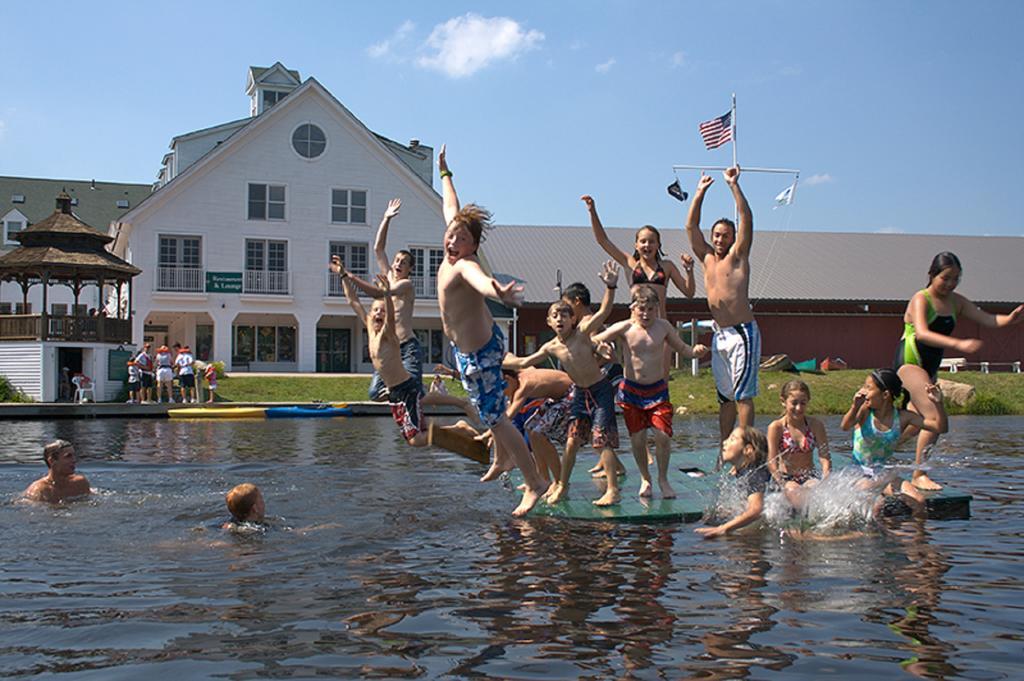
[591,466,626,479]
[588,462,603,475]
[543,482,563,503]
[638,479,653,498]
[659,479,677,499]
[593,488,621,506]
[546,483,568,504]
[912,473,943,491]
[512,484,549,517]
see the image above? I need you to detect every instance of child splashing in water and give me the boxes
[695,426,770,538]
[894,252,1024,491]
[840,369,947,518]
[766,380,831,509]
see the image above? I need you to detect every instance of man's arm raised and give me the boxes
[686,173,714,261]
[373,198,401,274]
[724,166,753,258]
[439,144,459,227]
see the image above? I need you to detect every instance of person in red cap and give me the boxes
[155,345,175,403]
[175,344,197,403]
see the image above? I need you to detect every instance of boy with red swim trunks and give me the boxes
[594,285,708,499]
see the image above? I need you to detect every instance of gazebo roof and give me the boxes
[0,192,141,280]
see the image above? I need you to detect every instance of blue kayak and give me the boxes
[265,404,352,418]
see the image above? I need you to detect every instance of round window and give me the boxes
[292,123,326,159]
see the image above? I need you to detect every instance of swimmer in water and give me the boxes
[224,482,265,527]
[23,439,91,503]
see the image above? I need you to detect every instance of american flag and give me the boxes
[698,111,733,150]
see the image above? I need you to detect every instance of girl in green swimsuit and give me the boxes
[895,252,1024,491]
[841,369,946,517]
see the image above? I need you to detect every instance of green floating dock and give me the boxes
[520,448,972,523]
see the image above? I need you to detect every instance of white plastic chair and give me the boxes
[72,375,95,403]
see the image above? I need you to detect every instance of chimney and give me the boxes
[409,139,420,149]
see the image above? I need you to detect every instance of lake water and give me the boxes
[1,415,1021,679]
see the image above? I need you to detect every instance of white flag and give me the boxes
[774,182,796,208]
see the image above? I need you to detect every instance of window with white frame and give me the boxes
[331,189,367,224]
[409,246,444,297]
[3,210,27,245]
[72,304,88,317]
[0,303,12,314]
[248,183,286,221]
[14,302,32,314]
[327,242,369,295]
[262,89,287,110]
[158,235,203,291]
[50,304,68,316]
[244,239,289,294]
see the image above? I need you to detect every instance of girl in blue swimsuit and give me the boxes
[895,252,1024,491]
[841,369,947,517]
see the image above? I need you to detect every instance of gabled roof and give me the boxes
[482,225,1024,305]
[247,63,301,90]
[116,77,441,245]
[170,117,249,144]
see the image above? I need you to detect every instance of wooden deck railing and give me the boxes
[0,314,132,343]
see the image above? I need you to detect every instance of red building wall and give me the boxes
[511,300,1024,369]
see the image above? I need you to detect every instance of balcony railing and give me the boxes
[0,314,132,343]
[156,265,205,292]
[244,269,290,295]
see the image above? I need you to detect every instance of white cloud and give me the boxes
[416,14,544,78]
[595,58,616,74]
[367,20,415,59]
[0,119,5,142]
[803,173,835,186]
[778,65,802,77]
[569,39,585,51]
[671,51,686,68]
[875,226,905,234]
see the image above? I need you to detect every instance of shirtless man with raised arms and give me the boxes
[685,166,760,446]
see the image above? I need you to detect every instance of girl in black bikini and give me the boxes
[582,194,696,325]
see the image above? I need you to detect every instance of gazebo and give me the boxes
[0,191,140,343]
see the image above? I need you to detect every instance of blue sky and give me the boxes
[3,1,1023,236]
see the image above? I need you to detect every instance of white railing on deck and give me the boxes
[244,269,290,295]
[156,266,205,292]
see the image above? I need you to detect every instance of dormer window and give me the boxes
[116,199,130,209]
[263,90,287,110]
[11,194,24,203]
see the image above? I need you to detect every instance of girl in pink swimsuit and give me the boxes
[766,380,831,508]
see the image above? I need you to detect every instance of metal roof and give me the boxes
[482,225,1024,305]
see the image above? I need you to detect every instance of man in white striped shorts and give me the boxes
[684,165,760,448]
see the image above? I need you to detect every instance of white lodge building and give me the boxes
[114,64,450,373]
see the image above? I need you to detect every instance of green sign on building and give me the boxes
[206,272,243,293]
[108,350,134,381]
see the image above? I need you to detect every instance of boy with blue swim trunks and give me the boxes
[436,146,549,517]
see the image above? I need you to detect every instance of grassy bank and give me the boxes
[213,371,1024,415]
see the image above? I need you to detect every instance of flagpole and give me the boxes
[731,93,737,169]
[731,93,738,224]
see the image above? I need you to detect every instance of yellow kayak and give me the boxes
[168,406,267,419]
